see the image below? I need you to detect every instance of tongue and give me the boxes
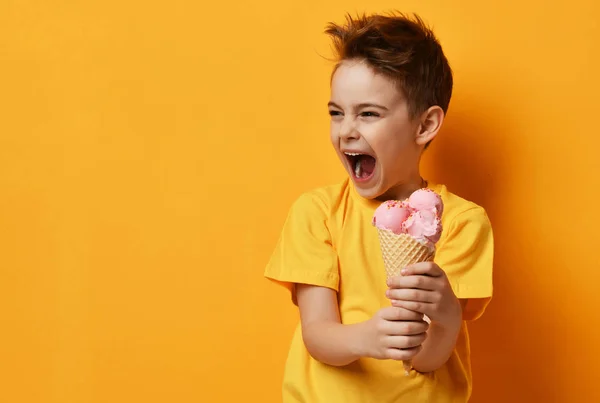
[359,155,376,176]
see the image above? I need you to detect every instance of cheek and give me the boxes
[372,129,417,171]
[329,122,337,143]
[369,123,410,153]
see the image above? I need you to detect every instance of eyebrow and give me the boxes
[327,101,389,111]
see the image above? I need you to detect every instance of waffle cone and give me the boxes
[376,228,435,375]
[376,229,435,278]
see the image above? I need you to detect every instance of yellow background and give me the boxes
[1,1,599,402]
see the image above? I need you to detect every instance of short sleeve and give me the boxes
[435,206,494,321]
[264,192,339,304]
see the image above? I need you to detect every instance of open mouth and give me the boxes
[344,152,376,182]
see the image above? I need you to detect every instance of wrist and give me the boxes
[412,310,462,373]
[302,320,365,367]
[348,321,370,359]
[434,302,462,334]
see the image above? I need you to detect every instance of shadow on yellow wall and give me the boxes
[427,91,572,401]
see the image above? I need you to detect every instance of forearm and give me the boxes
[301,320,366,366]
[411,319,461,373]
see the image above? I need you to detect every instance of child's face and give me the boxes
[328,60,425,200]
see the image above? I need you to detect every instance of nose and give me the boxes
[339,116,359,141]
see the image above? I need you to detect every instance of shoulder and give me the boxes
[431,184,494,256]
[288,180,350,218]
[431,184,494,303]
[434,184,492,231]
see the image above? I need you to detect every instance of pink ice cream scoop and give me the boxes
[404,209,442,244]
[372,188,444,248]
[372,200,412,235]
[408,188,443,216]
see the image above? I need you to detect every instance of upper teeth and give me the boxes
[345,152,362,156]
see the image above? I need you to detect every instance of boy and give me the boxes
[265,12,493,402]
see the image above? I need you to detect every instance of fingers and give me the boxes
[375,308,429,361]
[385,332,428,350]
[386,288,440,303]
[377,308,429,335]
[386,345,422,361]
[388,262,444,280]
[379,306,424,322]
[385,318,429,336]
[384,331,427,361]
[387,274,437,291]
[391,299,433,316]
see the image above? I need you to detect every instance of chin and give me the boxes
[352,179,385,200]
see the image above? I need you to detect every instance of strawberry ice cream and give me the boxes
[372,188,443,250]
[408,188,444,216]
[404,209,442,246]
[372,200,412,235]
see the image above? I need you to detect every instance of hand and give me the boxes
[359,306,429,361]
[386,262,462,329]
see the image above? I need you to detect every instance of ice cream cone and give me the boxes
[372,189,443,376]
[376,227,434,376]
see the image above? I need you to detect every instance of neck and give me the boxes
[376,176,427,202]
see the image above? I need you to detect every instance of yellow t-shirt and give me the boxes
[265,179,494,403]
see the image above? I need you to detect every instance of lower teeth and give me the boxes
[354,160,362,177]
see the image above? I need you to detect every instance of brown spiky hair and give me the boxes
[325,12,453,118]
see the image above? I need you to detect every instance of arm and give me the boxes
[296,284,363,366]
[406,207,494,371]
[410,299,466,372]
[386,263,464,373]
[297,283,428,367]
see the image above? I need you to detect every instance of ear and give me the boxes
[415,106,445,146]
